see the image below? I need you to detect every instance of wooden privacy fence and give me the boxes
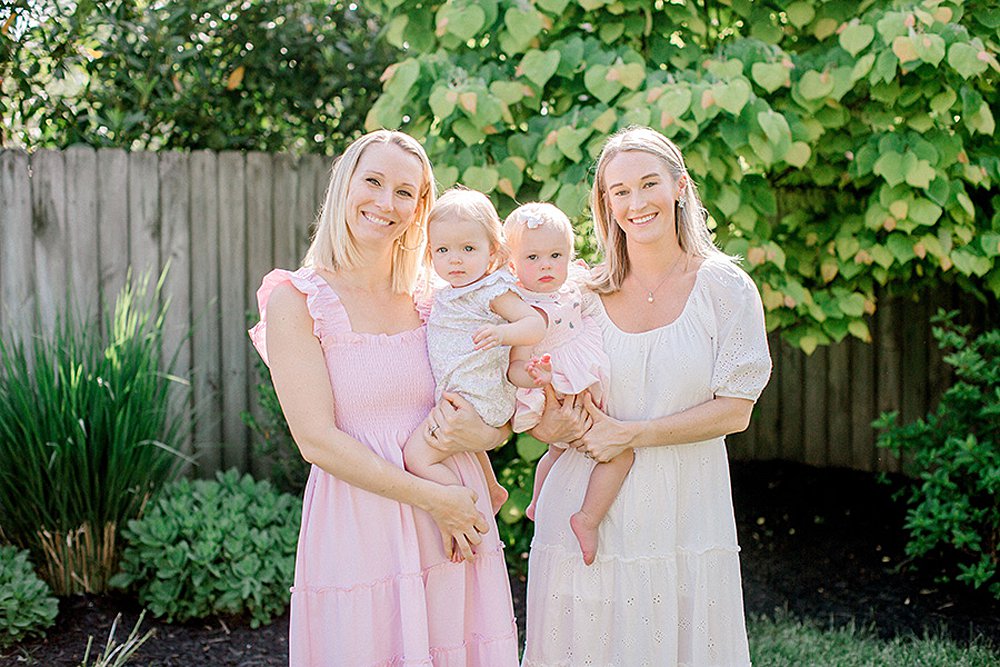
[0,146,985,475]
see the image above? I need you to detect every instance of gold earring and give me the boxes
[396,227,423,252]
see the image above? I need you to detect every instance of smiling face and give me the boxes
[510,224,572,293]
[344,142,423,250]
[602,150,685,249]
[429,215,496,288]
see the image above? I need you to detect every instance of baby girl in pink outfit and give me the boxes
[504,203,633,566]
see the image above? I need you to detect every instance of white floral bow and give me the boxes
[522,213,544,229]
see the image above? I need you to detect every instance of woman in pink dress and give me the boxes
[249,130,519,666]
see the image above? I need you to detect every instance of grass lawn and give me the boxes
[749,614,1000,667]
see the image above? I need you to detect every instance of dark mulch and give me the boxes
[3,460,998,666]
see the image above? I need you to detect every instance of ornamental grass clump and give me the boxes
[112,470,301,628]
[876,310,1000,600]
[0,271,189,596]
[0,545,59,649]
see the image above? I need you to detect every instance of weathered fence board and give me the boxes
[189,150,223,475]
[128,151,161,280]
[97,148,129,323]
[219,152,249,471]
[66,146,100,324]
[2,147,995,477]
[0,151,33,346]
[31,150,67,334]
[159,151,193,469]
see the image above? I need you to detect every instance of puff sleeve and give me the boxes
[703,259,772,401]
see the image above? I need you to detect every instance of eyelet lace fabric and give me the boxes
[250,268,519,667]
[522,257,771,666]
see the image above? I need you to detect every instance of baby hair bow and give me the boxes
[523,213,544,229]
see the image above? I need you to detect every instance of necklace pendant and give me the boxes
[647,292,654,303]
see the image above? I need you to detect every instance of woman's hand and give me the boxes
[570,393,637,462]
[426,392,508,454]
[426,484,489,561]
[530,384,592,444]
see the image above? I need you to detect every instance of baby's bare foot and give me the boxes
[570,510,600,565]
[489,484,509,515]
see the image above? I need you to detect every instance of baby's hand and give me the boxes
[526,354,553,386]
[473,324,503,351]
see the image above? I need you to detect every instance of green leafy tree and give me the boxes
[1,0,394,152]
[365,0,999,352]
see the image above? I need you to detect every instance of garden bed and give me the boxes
[3,460,998,666]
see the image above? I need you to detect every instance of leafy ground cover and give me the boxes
[3,460,997,666]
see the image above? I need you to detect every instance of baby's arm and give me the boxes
[473,290,545,351]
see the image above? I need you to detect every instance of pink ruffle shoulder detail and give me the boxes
[248,268,519,667]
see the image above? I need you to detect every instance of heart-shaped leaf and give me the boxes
[751,62,788,93]
[584,65,623,103]
[839,23,874,56]
[519,49,561,88]
[714,79,752,115]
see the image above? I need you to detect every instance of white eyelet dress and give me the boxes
[522,257,772,667]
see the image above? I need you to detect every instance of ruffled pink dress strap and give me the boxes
[247,267,349,366]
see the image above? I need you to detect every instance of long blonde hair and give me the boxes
[590,126,729,294]
[303,130,435,294]
[427,187,510,272]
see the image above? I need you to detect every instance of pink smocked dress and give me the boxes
[512,278,610,436]
[249,268,519,667]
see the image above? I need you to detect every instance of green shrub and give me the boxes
[366,0,999,352]
[112,470,301,628]
[241,355,309,495]
[494,434,546,577]
[0,545,59,649]
[875,310,1000,600]
[0,270,188,595]
[1,0,393,152]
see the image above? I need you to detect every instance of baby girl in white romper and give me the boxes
[504,203,631,566]
[404,189,545,557]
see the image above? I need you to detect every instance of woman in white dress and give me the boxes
[522,126,772,667]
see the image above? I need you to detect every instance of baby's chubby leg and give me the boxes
[475,450,508,515]
[525,445,564,521]
[403,432,462,489]
[571,449,635,566]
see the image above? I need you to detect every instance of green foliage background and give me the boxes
[875,312,1000,600]
[362,0,999,562]
[365,0,999,354]
[1,0,393,152]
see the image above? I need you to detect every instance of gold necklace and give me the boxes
[634,251,686,303]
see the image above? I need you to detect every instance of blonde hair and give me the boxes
[303,130,435,294]
[503,202,575,256]
[427,187,510,271]
[590,126,729,294]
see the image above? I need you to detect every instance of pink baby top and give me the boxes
[249,267,518,667]
[512,276,610,435]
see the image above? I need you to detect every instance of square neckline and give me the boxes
[594,259,707,336]
[308,268,426,340]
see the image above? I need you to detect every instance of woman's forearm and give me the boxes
[297,426,441,513]
[627,396,754,449]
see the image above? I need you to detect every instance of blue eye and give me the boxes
[464,245,475,252]
[367,177,381,186]
[552,253,562,258]
[435,247,447,253]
